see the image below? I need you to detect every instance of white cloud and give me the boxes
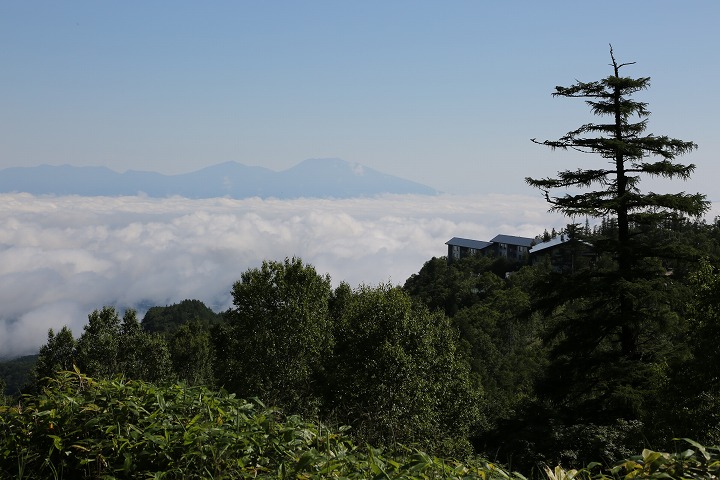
[3,192,715,359]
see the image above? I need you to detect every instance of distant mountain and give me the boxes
[0,159,438,199]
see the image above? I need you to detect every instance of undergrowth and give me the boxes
[0,369,518,479]
[1,369,718,479]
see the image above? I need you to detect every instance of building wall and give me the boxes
[448,245,485,263]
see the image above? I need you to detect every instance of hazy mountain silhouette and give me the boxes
[0,158,438,199]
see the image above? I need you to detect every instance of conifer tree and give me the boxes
[526,47,708,427]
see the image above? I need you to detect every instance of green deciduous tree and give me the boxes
[169,320,215,386]
[403,255,508,317]
[328,283,482,457]
[74,307,172,382]
[140,299,220,385]
[75,307,122,378]
[217,257,333,417]
[34,326,76,383]
[142,299,220,335]
[117,310,173,383]
[453,277,544,433]
[0,355,37,398]
[656,258,720,445]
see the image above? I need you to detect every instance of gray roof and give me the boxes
[529,235,592,254]
[528,235,570,254]
[446,237,493,250]
[490,234,535,248]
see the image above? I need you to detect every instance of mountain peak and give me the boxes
[0,159,438,199]
[286,158,367,174]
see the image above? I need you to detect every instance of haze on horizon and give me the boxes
[1,2,719,200]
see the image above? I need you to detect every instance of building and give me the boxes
[528,234,594,273]
[446,237,493,262]
[447,232,595,271]
[445,234,535,263]
[489,234,535,262]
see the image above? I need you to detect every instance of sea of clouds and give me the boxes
[5,192,712,359]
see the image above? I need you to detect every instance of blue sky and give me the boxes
[2,1,719,198]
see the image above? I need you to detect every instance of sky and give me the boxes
[2,1,719,198]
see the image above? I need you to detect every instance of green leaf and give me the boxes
[47,434,62,451]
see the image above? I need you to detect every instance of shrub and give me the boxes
[0,369,518,479]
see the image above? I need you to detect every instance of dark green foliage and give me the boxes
[117,310,174,383]
[533,265,688,417]
[141,298,221,335]
[3,371,719,479]
[328,280,354,321]
[142,299,223,386]
[15,214,720,473]
[535,438,720,480]
[328,283,482,457]
[0,354,37,397]
[35,307,174,386]
[453,279,545,433]
[169,319,215,386]
[527,46,708,353]
[33,326,76,389]
[525,47,709,438]
[217,257,333,417]
[74,306,123,377]
[403,255,511,317]
[0,370,521,479]
[654,258,720,446]
[398,219,720,469]
[404,256,548,450]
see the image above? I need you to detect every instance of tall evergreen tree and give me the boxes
[525,47,709,431]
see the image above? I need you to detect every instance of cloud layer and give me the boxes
[0,192,611,357]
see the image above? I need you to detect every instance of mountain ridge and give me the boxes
[0,158,438,199]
